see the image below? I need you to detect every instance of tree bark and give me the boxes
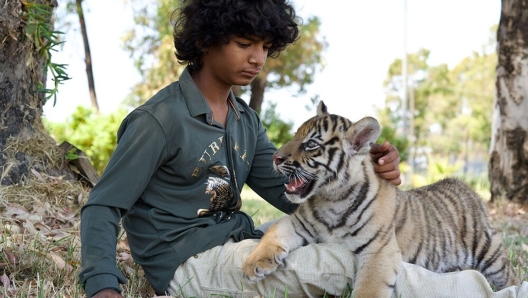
[0,0,73,185]
[76,0,99,113]
[249,72,267,115]
[489,0,528,207]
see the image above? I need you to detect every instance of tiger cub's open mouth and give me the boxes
[284,176,313,196]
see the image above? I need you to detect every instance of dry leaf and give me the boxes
[522,242,528,253]
[49,229,72,240]
[121,263,137,277]
[30,168,45,182]
[68,164,81,175]
[33,222,52,234]
[2,202,29,218]
[117,252,131,261]
[0,272,9,287]
[2,223,22,234]
[57,210,76,221]
[3,250,16,264]
[23,220,37,235]
[46,253,73,273]
[27,214,43,222]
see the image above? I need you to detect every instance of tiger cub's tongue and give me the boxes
[286,177,304,192]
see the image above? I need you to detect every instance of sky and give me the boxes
[43,0,502,129]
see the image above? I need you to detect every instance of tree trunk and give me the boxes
[0,0,74,185]
[76,0,99,113]
[249,73,267,115]
[489,0,528,207]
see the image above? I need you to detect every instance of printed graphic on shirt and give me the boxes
[197,165,241,219]
[191,136,251,178]
[192,136,224,178]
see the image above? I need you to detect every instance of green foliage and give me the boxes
[379,126,410,163]
[21,1,70,105]
[381,30,497,177]
[376,108,410,162]
[448,52,496,146]
[262,16,327,93]
[410,155,462,187]
[64,147,79,160]
[46,107,128,175]
[122,0,185,106]
[260,103,294,148]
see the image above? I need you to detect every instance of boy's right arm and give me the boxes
[79,110,168,296]
[79,205,127,297]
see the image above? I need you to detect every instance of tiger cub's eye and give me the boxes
[305,140,319,151]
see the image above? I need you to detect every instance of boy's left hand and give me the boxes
[370,141,402,186]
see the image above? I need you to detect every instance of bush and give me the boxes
[45,107,128,175]
[260,102,294,148]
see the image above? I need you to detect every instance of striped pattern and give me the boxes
[242,101,518,297]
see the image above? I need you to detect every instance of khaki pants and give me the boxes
[168,223,528,298]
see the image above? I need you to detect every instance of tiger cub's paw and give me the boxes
[242,244,288,282]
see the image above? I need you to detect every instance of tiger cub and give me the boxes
[242,101,518,297]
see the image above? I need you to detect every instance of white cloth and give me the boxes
[167,222,528,298]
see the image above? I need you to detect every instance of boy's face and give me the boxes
[200,36,272,87]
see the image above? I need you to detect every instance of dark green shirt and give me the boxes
[79,68,296,297]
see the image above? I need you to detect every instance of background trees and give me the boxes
[489,0,528,207]
[53,0,100,113]
[74,0,99,113]
[380,33,497,186]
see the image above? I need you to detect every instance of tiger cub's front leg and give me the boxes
[352,236,402,298]
[243,216,308,282]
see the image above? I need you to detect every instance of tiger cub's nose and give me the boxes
[273,154,285,165]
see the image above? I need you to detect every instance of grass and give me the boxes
[487,201,528,283]
[240,186,285,226]
[0,181,526,297]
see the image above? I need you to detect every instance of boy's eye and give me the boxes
[237,42,250,48]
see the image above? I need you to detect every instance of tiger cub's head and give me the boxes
[274,101,381,204]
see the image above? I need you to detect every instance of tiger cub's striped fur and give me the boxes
[242,101,518,297]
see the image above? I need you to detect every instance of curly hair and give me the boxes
[172,0,300,72]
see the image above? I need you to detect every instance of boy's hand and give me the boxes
[370,141,402,186]
[92,289,124,298]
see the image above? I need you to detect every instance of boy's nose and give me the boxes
[249,50,266,66]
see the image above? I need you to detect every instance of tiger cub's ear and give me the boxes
[316,101,329,116]
[344,117,381,155]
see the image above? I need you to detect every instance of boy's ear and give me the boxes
[344,117,381,155]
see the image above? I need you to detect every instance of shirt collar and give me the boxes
[180,67,245,122]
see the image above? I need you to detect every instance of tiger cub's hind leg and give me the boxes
[478,233,519,290]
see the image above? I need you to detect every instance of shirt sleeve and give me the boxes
[79,206,126,297]
[78,110,168,296]
[244,118,297,214]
